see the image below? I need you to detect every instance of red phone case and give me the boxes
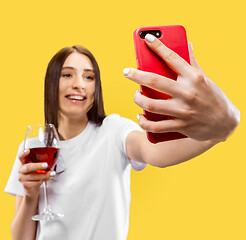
[133,25,190,143]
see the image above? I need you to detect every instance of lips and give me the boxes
[66,94,86,101]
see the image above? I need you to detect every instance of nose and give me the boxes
[72,75,86,90]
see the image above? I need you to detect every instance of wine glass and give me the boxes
[24,124,64,221]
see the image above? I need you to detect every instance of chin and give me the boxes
[58,110,87,121]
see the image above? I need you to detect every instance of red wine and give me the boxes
[26,147,59,173]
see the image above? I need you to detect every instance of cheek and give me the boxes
[90,83,96,99]
[59,80,65,93]
[59,80,69,97]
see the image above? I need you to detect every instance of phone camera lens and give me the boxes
[139,31,146,39]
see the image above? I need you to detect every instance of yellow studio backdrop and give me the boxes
[0,0,245,239]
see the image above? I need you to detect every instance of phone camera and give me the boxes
[139,30,162,39]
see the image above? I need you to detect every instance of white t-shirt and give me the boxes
[5,114,146,240]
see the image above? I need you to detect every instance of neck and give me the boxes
[58,114,88,140]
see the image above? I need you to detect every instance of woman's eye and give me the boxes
[62,73,72,78]
[85,75,94,80]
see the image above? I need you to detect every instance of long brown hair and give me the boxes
[44,45,106,129]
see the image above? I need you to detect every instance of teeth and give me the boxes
[67,95,85,101]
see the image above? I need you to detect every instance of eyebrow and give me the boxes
[62,66,94,73]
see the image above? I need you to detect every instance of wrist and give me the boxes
[230,106,240,132]
[24,193,39,203]
[221,104,240,142]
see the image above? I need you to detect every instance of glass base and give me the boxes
[32,208,64,221]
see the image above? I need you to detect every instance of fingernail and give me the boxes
[145,34,155,43]
[123,68,130,76]
[50,171,56,177]
[41,162,48,168]
[137,114,140,120]
[190,42,193,51]
[24,149,28,153]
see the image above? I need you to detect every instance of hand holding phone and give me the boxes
[124,25,239,142]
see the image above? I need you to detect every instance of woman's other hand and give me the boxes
[124,34,240,141]
[18,149,56,198]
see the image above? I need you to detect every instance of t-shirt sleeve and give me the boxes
[4,142,25,197]
[110,114,147,171]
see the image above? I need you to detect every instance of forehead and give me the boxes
[63,52,93,70]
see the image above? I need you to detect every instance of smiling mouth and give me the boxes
[66,95,86,101]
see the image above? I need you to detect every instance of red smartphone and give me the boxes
[133,25,190,143]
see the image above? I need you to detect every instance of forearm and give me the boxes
[145,138,219,168]
[11,195,39,240]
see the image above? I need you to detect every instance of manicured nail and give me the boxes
[24,149,28,153]
[50,171,56,177]
[123,68,130,76]
[137,114,140,120]
[41,162,48,168]
[145,34,155,43]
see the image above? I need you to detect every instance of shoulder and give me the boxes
[102,114,142,131]
[100,114,143,147]
[98,114,142,147]
[102,113,124,124]
[17,140,25,153]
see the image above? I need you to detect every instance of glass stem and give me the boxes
[43,181,50,213]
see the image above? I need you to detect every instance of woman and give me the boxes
[5,34,240,240]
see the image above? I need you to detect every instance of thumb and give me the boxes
[188,42,207,76]
[18,149,30,165]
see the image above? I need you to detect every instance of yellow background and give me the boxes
[1,0,245,239]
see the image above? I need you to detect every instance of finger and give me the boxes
[18,149,30,164]
[188,42,207,77]
[144,34,192,77]
[19,162,49,174]
[123,68,180,97]
[188,42,198,68]
[134,90,185,118]
[137,114,185,134]
[19,171,55,182]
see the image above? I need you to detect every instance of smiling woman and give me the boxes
[5,38,239,240]
[44,45,106,131]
